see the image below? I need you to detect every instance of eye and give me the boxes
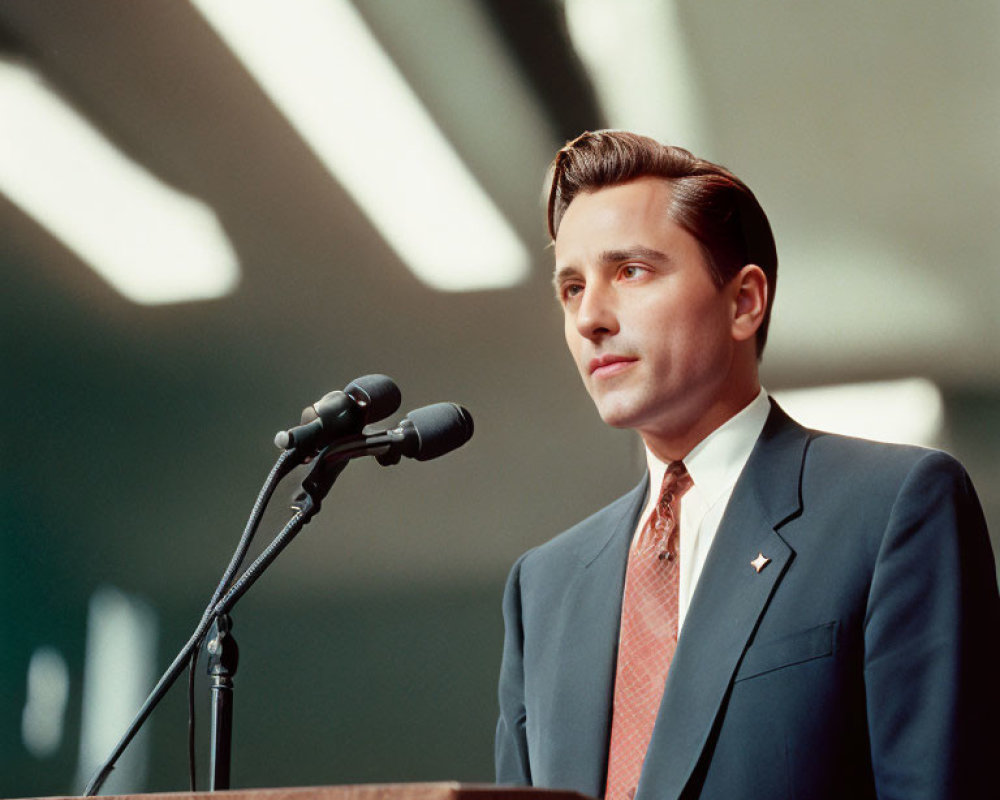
[620,264,646,280]
[560,282,584,302]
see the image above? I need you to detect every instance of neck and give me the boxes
[641,379,761,463]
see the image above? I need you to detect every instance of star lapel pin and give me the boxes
[750,552,771,573]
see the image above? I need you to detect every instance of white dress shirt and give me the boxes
[633,389,771,629]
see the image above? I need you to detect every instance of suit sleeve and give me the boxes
[863,451,1000,800]
[495,551,533,785]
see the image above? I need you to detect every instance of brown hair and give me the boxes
[547,130,778,355]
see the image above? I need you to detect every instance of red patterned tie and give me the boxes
[605,461,693,800]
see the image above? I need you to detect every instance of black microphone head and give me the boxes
[276,375,400,453]
[345,374,401,424]
[405,402,474,461]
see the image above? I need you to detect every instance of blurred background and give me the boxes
[1,0,998,795]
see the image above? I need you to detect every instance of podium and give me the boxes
[11,782,595,800]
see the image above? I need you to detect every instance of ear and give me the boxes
[730,264,768,343]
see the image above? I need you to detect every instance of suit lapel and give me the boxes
[637,403,811,800]
[556,476,648,797]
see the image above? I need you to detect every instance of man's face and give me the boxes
[553,177,743,450]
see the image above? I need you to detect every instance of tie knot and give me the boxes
[644,461,692,536]
[660,460,693,500]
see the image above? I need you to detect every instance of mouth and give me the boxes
[588,354,638,378]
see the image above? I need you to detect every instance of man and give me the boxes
[495,130,1000,800]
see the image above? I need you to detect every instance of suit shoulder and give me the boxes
[516,479,645,574]
[796,431,983,542]
[803,430,969,485]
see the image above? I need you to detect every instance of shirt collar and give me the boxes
[644,388,770,508]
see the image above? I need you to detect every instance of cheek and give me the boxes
[684,306,737,371]
[646,301,727,367]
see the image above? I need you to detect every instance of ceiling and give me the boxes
[2,0,998,595]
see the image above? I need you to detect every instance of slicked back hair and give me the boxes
[547,130,778,356]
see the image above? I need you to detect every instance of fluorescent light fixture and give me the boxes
[21,647,71,758]
[772,378,944,447]
[75,587,157,794]
[191,0,530,292]
[564,0,706,150]
[0,60,238,305]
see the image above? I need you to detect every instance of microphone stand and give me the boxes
[84,401,469,794]
[195,418,465,780]
[207,614,239,790]
[83,450,300,797]
[197,454,348,790]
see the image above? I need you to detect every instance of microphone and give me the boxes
[292,403,473,513]
[319,402,474,465]
[380,402,475,464]
[274,374,401,453]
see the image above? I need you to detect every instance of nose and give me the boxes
[574,282,619,341]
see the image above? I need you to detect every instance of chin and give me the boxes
[594,402,645,430]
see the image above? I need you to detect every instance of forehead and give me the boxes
[553,177,689,265]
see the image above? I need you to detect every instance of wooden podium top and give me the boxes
[15,781,595,800]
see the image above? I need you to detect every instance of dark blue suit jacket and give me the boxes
[496,403,1000,799]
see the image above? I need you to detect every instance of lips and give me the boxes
[588,354,638,377]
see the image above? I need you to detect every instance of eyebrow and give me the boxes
[600,245,671,265]
[552,245,672,286]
